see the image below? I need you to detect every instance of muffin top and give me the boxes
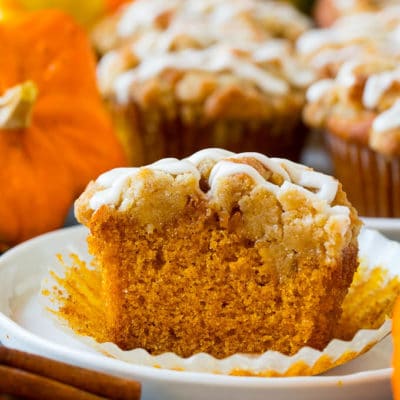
[304,55,400,156]
[94,0,314,118]
[93,0,311,54]
[76,149,360,256]
[300,2,400,157]
[297,6,400,77]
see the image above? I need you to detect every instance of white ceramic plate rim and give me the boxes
[361,217,400,231]
[0,223,397,388]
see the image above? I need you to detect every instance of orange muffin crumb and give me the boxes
[74,149,361,358]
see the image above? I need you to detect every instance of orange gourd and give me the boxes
[0,10,126,251]
[106,0,131,13]
[393,296,400,398]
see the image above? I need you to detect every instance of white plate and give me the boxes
[0,222,398,400]
[361,217,400,241]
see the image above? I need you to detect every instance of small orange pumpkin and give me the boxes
[0,10,126,251]
[393,296,400,398]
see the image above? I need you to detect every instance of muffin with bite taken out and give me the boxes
[75,148,361,358]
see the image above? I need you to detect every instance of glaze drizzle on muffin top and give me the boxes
[297,6,400,73]
[88,149,350,223]
[113,0,310,43]
[304,58,400,155]
[95,0,313,105]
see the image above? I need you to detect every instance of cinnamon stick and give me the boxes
[0,365,107,400]
[0,347,141,400]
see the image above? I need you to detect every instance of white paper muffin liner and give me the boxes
[41,227,398,376]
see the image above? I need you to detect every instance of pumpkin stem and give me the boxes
[0,81,38,130]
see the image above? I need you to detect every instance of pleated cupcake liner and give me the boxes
[41,227,399,376]
[110,103,308,166]
[326,132,400,217]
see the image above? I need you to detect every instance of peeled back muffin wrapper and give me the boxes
[41,226,396,377]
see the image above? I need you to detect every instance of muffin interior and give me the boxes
[74,150,360,358]
[93,0,314,164]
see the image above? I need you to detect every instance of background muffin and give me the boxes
[304,56,400,217]
[297,7,400,79]
[92,0,311,54]
[93,0,314,165]
[75,149,361,358]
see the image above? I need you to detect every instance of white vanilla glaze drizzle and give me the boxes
[208,160,280,196]
[306,79,334,102]
[363,68,400,109]
[112,44,290,104]
[303,61,358,101]
[117,0,181,37]
[88,149,349,224]
[372,99,400,133]
[106,39,314,104]
[299,3,400,139]
[116,0,309,41]
[333,0,356,11]
[90,158,200,210]
[229,152,290,181]
[336,60,360,88]
[186,148,234,165]
[308,59,400,107]
[296,9,400,57]
[307,58,400,135]
[309,45,364,69]
[276,158,339,204]
[98,0,313,102]
[296,14,381,55]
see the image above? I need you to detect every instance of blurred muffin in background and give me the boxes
[304,56,400,217]
[301,4,400,217]
[93,0,315,165]
[297,6,400,79]
[92,0,311,54]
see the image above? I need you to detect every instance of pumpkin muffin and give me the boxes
[297,7,400,79]
[304,56,400,217]
[75,148,361,358]
[92,0,311,55]
[93,0,314,165]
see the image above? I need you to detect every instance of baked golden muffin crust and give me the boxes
[75,148,361,358]
[304,56,400,216]
[92,0,311,55]
[93,0,314,165]
[300,3,400,217]
[297,7,400,79]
